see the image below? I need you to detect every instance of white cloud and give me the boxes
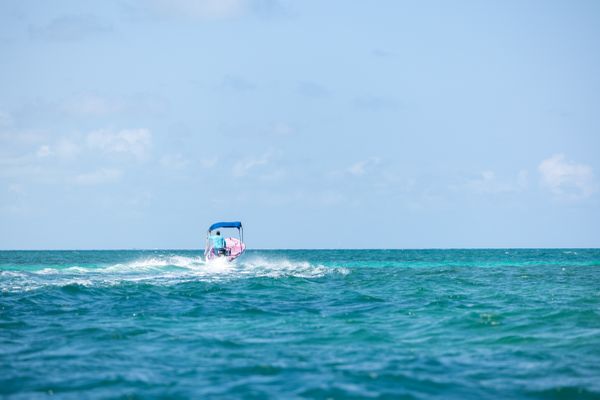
[126,0,285,21]
[152,0,247,19]
[73,168,122,185]
[36,138,80,159]
[347,157,381,177]
[160,153,189,169]
[466,170,517,194]
[538,154,595,199]
[36,145,52,158]
[0,127,154,187]
[60,93,168,117]
[200,156,218,168]
[272,122,294,136]
[7,183,25,194]
[232,152,272,177]
[55,139,80,159]
[461,169,530,195]
[87,128,151,160]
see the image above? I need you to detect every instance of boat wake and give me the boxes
[0,255,349,292]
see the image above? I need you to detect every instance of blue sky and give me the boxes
[1,0,599,249]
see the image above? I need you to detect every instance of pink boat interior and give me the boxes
[205,221,246,262]
[206,237,246,261]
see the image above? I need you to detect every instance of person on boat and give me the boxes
[209,231,227,256]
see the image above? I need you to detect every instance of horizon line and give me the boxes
[0,247,598,251]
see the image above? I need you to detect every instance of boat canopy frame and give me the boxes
[206,221,244,245]
[208,221,242,232]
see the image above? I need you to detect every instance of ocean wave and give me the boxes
[0,255,349,292]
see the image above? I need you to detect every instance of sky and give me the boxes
[1,0,599,249]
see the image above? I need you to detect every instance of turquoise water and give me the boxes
[1,249,600,399]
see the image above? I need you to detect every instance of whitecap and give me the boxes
[35,268,60,275]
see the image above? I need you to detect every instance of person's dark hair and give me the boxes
[216,231,220,235]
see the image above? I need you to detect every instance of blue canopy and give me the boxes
[208,221,242,232]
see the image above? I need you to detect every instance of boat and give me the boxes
[204,221,246,261]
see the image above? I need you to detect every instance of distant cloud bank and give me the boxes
[539,154,595,199]
[87,129,152,161]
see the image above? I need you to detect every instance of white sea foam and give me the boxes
[64,267,88,273]
[0,255,349,292]
[1,270,26,277]
[36,268,60,275]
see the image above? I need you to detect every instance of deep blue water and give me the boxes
[1,249,600,399]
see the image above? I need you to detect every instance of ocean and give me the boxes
[1,249,600,399]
